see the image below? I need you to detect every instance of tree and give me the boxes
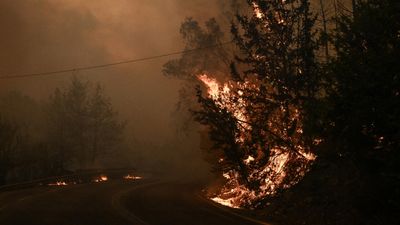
[163,18,234,172]
[163,18,231,123]
[193,0,321,207]
[321,1,400,222]
[47,77,125,169]
[47,88,70,172]
[0,91,50,183]
[47,77,90,169]
[0,91,44,141]
[327,0,400,156]
[87,84,124,164]
[0,117,19,185]
[163,18,231,81]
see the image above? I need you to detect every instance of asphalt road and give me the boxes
[0,178,268,225]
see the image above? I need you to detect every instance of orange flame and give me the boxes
[198,73,316,208]
[253,2,264,19]
[48,181,68,186]
[123,174,142,180]
[93,175,108,182]
[197,74,249,143]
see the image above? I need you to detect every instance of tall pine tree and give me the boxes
[194,0,320,204]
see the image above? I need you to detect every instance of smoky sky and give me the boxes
[0,0,350,176]
[0,0,231,140]
[0,0,237,176]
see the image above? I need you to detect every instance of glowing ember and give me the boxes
[253,2,264,19]
[211,196,241,209]
[123,175,142,180]
[93,175,108,182]
[48,181,68,186]
[244,155,255,165]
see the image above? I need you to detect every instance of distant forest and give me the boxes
[0,77,126,185]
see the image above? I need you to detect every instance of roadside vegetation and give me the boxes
[166,0,399,224]
[0,77,126,185]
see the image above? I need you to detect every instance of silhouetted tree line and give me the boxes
[0,77,125,185]
[166,0,399,224]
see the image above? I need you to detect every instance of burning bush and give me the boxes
[196,73,316,208]
[162,0,322,208]
[193,0,322,208]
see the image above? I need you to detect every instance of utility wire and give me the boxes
[0,40,234,80]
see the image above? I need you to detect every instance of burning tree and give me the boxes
[163,18,236,172]
[163,18,232,135]
[194,0,321,208]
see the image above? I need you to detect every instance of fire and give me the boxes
[48,181,68,186]
[244,155,255,165]
[123,174,142,180]
[198,74,316,208]
[253,2,264,19]
[197,74,250,143]
[93,175,108,182]
[197,74,221,99]
[211,196,241,209]
[252,1,287,25]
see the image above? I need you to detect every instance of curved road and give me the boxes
[0,178,268,225]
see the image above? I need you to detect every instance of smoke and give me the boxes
[0,0,348,179]
[0,0,236,179]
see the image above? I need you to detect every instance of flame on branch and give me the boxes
[197,73,316,208]
[197,74,249,143]
[252,2,264,19]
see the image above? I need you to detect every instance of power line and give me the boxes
[0,40,234,80]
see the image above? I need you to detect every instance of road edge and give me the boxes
[196,193,272,225]
[111,179,164,225]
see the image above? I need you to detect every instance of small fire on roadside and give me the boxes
[93,175,108,183]
[48,181,68,186]
[123,174,142,180]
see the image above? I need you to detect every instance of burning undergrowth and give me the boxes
[196,74,317,208]
[45,172,142,186]
[48,181,70,186]
[123,174,142,180]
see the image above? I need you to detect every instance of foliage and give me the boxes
[0,91,44,140]
[47,76,125,169]
[0,78,125,185]
[0,117,19,185]
[0,92,51,183]
[326,0,400,156]
[194,0,321,204]
[318,0,400,223]
[163,17,233,171]
[258,0,399,223]
[163,18,230,81]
